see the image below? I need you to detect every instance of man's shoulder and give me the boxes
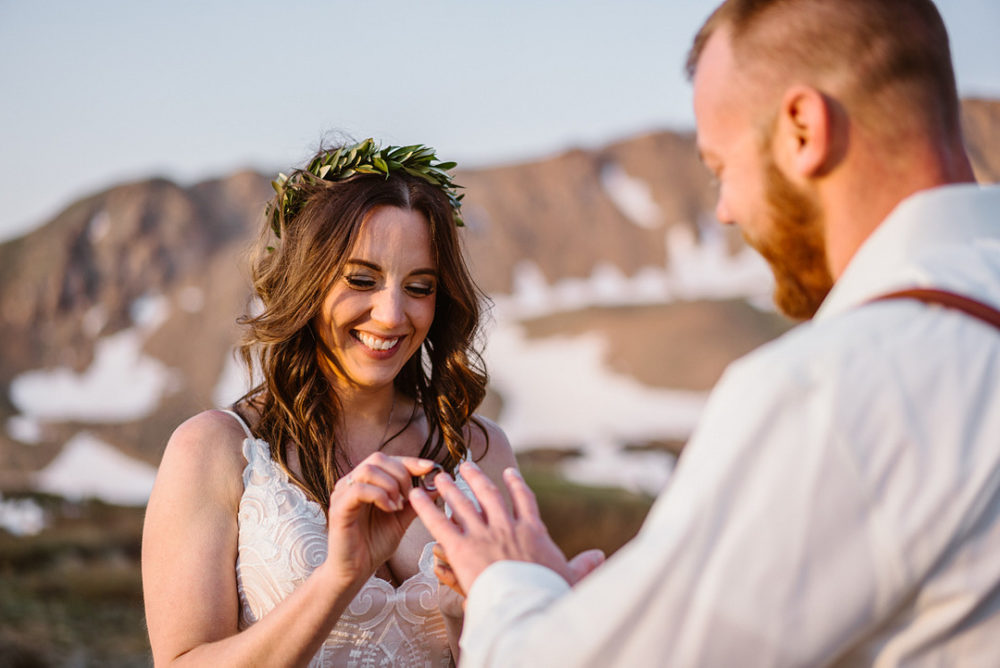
[724,287,1000,409]
[722,310,876,386]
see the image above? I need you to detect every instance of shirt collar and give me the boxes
[814,183,1000,321]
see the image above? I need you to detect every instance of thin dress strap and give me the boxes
[220,409,254,440]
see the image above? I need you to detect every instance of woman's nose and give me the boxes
[370,288,405,326]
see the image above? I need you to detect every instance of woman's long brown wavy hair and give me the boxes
[235,145,489,506]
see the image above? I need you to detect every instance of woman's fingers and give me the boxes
[395,455,441,478]
[432,543,465,596]
[337,463,406,510]
[333,479,402,514]
[338,454,439,511]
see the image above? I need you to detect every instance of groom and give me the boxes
[412,0,1000,665]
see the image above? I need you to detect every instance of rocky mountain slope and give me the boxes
[1,98,997,494]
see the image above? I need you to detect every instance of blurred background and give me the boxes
[1,1,999,665]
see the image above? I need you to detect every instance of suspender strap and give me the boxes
[871,288,1000,332]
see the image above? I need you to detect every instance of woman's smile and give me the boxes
[353,330,403,353]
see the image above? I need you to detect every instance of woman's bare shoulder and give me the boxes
[156,410,251,504]
[465,415,517,473]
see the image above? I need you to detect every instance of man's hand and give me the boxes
[409,462,605,596]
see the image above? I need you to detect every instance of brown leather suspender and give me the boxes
[870,288,1000,332]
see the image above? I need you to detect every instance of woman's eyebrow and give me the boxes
[345,259,437,278]
[344,259,380,271]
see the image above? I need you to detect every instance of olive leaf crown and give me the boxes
[266,138,464,239]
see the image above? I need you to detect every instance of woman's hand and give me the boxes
[323,453,439,586]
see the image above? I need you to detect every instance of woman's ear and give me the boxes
[773,85,837,179]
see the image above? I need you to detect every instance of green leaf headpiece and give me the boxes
[266,138,464,239]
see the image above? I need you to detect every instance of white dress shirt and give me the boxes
[462,184,1000,667]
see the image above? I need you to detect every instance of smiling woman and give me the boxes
[140,138,517,667]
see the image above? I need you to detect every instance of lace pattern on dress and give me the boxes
[235,433,453,667]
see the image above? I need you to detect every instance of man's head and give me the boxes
[687,0,968,319]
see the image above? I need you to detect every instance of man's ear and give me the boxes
[773,85,838,178]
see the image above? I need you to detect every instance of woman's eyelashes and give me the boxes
[343,274,436,297]
[405,281,436,297]
[344,274,377,290]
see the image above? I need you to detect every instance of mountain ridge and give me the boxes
[2,98,998,490]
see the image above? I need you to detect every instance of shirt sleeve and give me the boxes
[458,345,903,667]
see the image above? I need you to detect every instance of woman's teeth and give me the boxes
[356,332,400,351]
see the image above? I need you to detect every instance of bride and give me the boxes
[141,138,516,666]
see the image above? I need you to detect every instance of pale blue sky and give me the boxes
[1,0,998,242]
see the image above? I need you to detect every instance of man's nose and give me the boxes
[715,197,734,226]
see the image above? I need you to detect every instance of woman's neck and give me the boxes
[334,384,400,467]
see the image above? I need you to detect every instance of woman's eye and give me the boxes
[406,283,436,297]
[344,275,376,290]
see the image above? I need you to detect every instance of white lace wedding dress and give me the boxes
[224,411,456,667]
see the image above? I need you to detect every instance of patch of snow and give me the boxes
[34,432,158,506]
[177,286,205,313]
[493,222,774,320]
[484,320,706,456]
[665,221,773,302]
[6,414,42,444]
[0,494,47,536]
[9,326,180,423]
[506,261,553,317]
[600,162,663,229]
[561,446,676,496]
[130,293,170,331]
[213,351,254,408]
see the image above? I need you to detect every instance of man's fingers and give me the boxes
[567,548,606,585]
[457,461,509,524]
[435,472,483,531]
[503,467,542,522]
[409,487,462,543]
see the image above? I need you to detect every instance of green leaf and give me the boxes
[388,144,422,160]
[403,166,438,184]
[372,156,388,174]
